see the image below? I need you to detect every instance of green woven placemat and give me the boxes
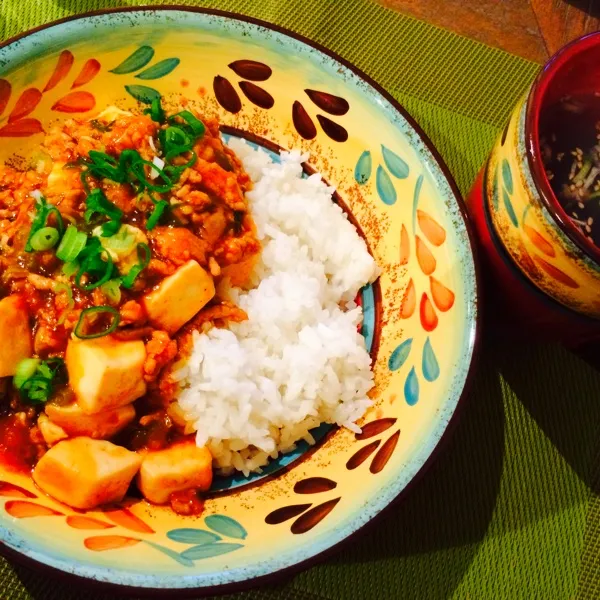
[1,1,599,599]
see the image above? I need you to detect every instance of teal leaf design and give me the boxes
[354,150,372,184]
[501,159,513,194]
[422,337,440,382]
[135,58,181,80]
[181,542,243,561]
[125,85,161,104]
[412,174,424,232]
[167,528,221,545]
[492,164,499,210]
[376,165,396,205]
[204,515,247,539]
[110,46,155,74]
[404,366,419,406]
[381,145,409,178]
[503,188,519,227]
[143,541,194,567]
[388,338,412,371]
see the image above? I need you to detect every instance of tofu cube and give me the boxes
[143,260,215,334]
[33,437,141,509]
[137,439,212,504]
[37,414,68,447]
[45,402,135,439]
[65,337,146,415]
[0,295,32,377]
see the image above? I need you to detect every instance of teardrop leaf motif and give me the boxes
[501,121,510,146]
[0,119,43,138]
[292,101,317,139]
[412,174,424,232]
[422,337,440,382]
[502,189,518,227]
[0,79,11,116]
[533,256,579,288]
[0,481,36,498]
[388,338,412,371]
[404,367,419,405]
[180,542,243,561]
[51,91,95,113]
[305,89,349,115]
[354,150,372,184]
[238,81,274,109]
[103,506,155,534]
[144,540,194,567]
[8,88,42,122]
[66,516,114,530]
[420,293,438,332]
[400,278,416,319]
[204,514,247,539]
[71,59,101,88]
[5,500,62,518]
[416,235,436,275]
[346,440,381,470]
[110,46,154,74]
[501,159,513,194]
[124,85,160,105]
[294,478,337,494]
[399,224,410,265]
[228,60,272,81]
[265,504,312,525]
[417,210,446,246]
[524,224,555,257]
[135,58,180,80]
[213,76,242,113]
[167,529,221,545]
[376,165,396,205]
[43,50,74,92]
[370,430,400,473]
[381,145,409,178]
[491,164,500,210]
[355,418,397,440]
[430,276,455,312]
[84,535,140,551]
[316,115,348,142]
[291,498,340,534]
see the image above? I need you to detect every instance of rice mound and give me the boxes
[174,139,379,475]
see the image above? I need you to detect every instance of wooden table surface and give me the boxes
[381,0,600,63]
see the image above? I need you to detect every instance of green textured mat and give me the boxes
[1,1,599,599]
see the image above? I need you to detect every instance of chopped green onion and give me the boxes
[75,247,114,291]
[56,225,87,262]
[121,243,151,289]
[146,200,169,230]
[101,219,122,237]
[15,358,65,404]
[62,260,80,277]
[25,195,64,253]
[100,278,122,305]
[29,227,59,251]
[84,188,123,224]
[100,225,136,253]
[143,97,166,124]
[74,306,120,339]
[13,358,41,390]
[170,110,205,137]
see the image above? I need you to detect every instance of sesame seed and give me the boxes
[578,202,585,209]
[586,225,592,233]
[573,212,579,218]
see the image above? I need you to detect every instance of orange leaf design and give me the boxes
[0,481,36,499]
[430,276,455,312]
[43,50,74,92]
[400,278,416,319]
[5,500,62,518]
[420,293,438,332]
[103,506,155,534]
[0,119,44,138]
[8,88,42,122]
[0,79,11,116]
[51,91,95,113]
[524,225,555,258]
[399,224,410,265]
[84,535,140,552]
[416,235,436,275]
[417,210,446,246]
[66,516,114,530]
[533,256,579,288]
[71,59,101,89]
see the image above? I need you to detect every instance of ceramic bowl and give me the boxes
[0,7,478,594]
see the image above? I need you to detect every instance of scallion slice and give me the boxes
[13,358,41,390]
[74,305,120,339]
[146,200,169,231]
[29,227,59,251]
[121,243,151,289]
[56,225,87,262]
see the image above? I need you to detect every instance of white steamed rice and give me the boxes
[173,139,379,475]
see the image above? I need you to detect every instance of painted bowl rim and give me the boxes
[0,5,482,596]
[526,31,600,267]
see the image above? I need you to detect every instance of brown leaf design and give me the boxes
[43,50,74,93]
[238,81,274,109]
[102,506,155,534]
[0,481,36,498]
[228,60,272,81]
[294,477,337,494]
[355,418,397,440]
[305,89,349,115]
[8,88,42,122]
[213,76,242,113]
[66,516,114,530]
[291,498,341,534]
[265,503,312,525]
[370,430,400,474]
[317,115,348,142]
[84,535,140,552]
[0,79,11,116]
[292,101,316,140]
[5,500,62,518]
[346,439,381,470]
